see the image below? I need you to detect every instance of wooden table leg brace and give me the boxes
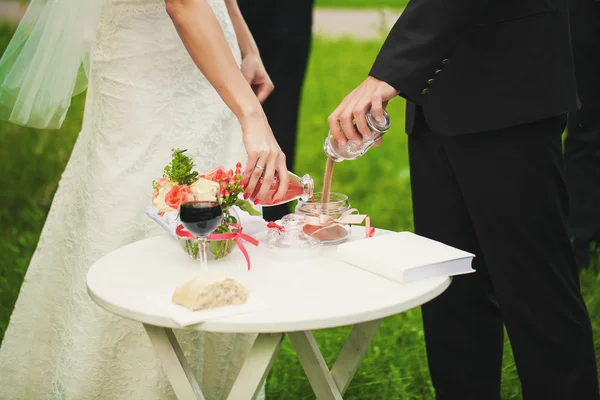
[227,333,284,400]
[288,319,382,399]
[145,325,284,400]
[144,325,206,400]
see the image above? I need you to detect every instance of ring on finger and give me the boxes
[254,164,265,173]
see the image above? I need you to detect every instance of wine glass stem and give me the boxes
[198,237,208,269]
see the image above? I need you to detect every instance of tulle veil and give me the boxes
[0,0,102,129]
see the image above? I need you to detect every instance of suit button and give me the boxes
[442,59,449,65]
[421,88,430,95]
[427,79,435,85]
[434,69,442,75]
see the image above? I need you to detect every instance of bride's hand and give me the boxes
[241,114,289,205]
[241,52,274,104]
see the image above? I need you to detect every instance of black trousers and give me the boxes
[565,0,600,266]
[238,0,314,221]
[409,111,599,399]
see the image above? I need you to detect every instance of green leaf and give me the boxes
[209,240,222,258]
[209,237,236,259]
[235,199,262,217]
[223,213,238,225]
[215,224,232,234]
[163,148,198,186]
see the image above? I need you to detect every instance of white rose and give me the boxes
[153,181,176,213]
[190,178,220,201]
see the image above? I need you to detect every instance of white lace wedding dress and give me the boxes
[0,1,260,399]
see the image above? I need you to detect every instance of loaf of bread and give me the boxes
[172,271,249,311]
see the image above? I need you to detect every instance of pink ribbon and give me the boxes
[303,208,375,238]
[209,224,259,271]
[175,223,259,271]
[365,216,375,238]
[267,221,285,232]
[176,224,194,239]
[303,208,366,227]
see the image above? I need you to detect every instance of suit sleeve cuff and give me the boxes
[369,58,449,106]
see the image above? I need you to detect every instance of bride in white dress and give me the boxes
[0,0,289,398]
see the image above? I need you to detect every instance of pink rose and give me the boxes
[165,185,195,211]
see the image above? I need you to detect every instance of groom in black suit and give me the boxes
[328,0,600,398]
[565,0,600,267]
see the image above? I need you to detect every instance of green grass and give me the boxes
[1,24,600,400]
[0,21,87,343]
[315,0,408,9]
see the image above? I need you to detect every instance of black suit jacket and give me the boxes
[568,0,600,126]
[370,0,579,135]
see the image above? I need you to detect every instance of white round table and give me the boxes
[87,230,450,400]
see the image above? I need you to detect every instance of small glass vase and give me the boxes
[295,192,352,245]
[266,213,320,259]
[178,207,239,261]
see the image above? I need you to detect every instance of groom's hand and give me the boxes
[328,76,398,145]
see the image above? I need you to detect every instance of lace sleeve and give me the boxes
[0,0,102,129]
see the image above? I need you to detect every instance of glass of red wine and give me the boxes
[179,195,223,269]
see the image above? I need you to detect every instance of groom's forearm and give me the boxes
[166,0,262,120]
[370,0,489,104]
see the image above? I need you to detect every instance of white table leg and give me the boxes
[144,324,205,400]
[144,320,381,400]
[227,333,284,400]
[288,331,344,400]
[288,320,382,399]
[330,319,382,395]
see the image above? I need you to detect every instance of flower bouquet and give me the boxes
[151,149,262,260]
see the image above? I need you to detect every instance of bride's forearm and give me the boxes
[166,0,262,120]
[224,0,259,58]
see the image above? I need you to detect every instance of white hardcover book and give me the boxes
[335,232,475,284]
